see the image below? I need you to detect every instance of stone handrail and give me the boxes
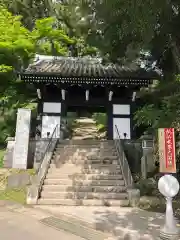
[26,125,59,204]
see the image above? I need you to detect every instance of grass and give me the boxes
[0,168,36,204]
[92,113,107,132]
[0,148,5,168]
[139,196,180,220]
[0,101,37,204]
[135,175,180,219]
[0,187,26,204]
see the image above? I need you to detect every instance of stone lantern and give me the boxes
[141,134,154,179]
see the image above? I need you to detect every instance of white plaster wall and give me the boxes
[41,116,61,138]
[43,102,61,113]
[113,118,131,139]
[113,104,130,115]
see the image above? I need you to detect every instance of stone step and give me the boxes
[73,127,97,130]
[46,173,123,180]
[71,137,98,140]
[55,146,115,152]
[73,123,97,126]
[54,147,113,152]
[73,124,96,128]
[71,136,98,140]
[54,150,116,157]
[72,131,98,134]
[52,152,118,159]
[42,185,127,193]
[52,152,118,158]
[51,159,119,165]
[37,198,129,206]
[53,147,116,155]
[44,179,125,186]
[51,154,119,164]
[71,134,97,137]
[87,156,118,160]
[49,163,121,170]
[53,151,101,157]
[73,123,96,126]
[40,191,128,199]
[54,148,99,153]
[73,128,98,133]
[57,140,114,146]
[48,168,122,175]
[74,118,96,123]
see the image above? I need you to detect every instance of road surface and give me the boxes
[0,208,85,240]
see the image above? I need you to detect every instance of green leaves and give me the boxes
[0,7,35,73]
[83,0,180,64]
[32,17,75,56]
[134,76,180,134]
[0,8,76,71]
[0,65,12,73]
[0,7,77,144]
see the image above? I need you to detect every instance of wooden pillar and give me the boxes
[36,94,43,139]
[130,102,135,139]
[107,103,113,140]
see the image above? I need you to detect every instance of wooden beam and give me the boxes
[61,89,65,100]
[108,90,113,101]
[85,90,89,101]
[132,91,136,102]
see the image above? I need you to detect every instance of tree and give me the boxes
[84,0,180,69]
[54,0,98,57]
[0,0,55,30]
[134,77,180,133]
[80,0,180,140]
[33,17,74,56]
[0,0,99,57]
[0,7,33,79]
[0,7,74,144]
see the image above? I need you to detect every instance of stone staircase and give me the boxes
[37,140,129,206]
[71,117,100,140]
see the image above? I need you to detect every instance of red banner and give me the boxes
[158,128,176,173]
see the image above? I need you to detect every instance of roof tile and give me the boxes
[23,57,159,80]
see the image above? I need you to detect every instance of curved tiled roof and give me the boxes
[21,56,160,86]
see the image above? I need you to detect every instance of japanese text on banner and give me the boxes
[164,128,175,169]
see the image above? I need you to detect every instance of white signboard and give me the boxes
[113,118,131,139]
[41,115,60,138]
[113,104,130,115]
[13,109,31,169]
[43,102,61,113]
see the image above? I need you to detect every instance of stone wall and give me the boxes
[3,138,15,168]
[33,139,50,170]
[123,139,156,174]
[3,138,51,170]
[7,172,32,188]
[123,140,143,173]
[123,137,157,176]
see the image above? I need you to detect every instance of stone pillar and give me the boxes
[13,108,31,169]
[141,134,154,174]
[127,188,140,207]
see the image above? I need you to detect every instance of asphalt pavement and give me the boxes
[0,207,85,240]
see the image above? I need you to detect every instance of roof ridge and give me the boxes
[35,54,102,64]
